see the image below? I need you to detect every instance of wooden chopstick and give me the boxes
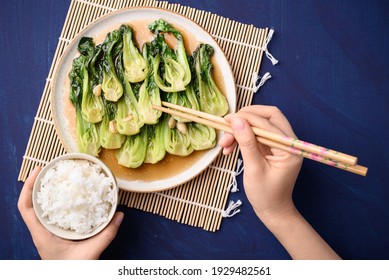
[257,137,368,176]
[153,102,368,176]
[160,102,357,165]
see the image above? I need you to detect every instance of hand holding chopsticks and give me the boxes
[153,102,368,176]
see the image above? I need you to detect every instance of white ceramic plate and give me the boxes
[51,7,236,192]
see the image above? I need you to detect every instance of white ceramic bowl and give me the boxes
[32,153,118,240]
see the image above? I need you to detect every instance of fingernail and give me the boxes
[231,118,246,132]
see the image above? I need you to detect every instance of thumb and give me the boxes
[230,117,267,170]
[83,212,124,258]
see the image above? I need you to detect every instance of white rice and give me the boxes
[37,159,116,234]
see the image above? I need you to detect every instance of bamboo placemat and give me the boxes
[18,0,269,232]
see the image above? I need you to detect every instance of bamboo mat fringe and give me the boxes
[18,0,269,232]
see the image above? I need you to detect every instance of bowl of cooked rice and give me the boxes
[32,153,118,240]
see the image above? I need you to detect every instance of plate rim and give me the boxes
[50,6,237,193]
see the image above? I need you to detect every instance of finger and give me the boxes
[82,212,124,258]
[226,113,271,157]
[18,166,41,211]
[219,132,235,148]
[222,145,236,155]
[218,133,236,155]
[18,166,42,223]
[235,111,287,136]
[226,109,282,135]
[18,166,53,240]
[236,111,297,157]
[229,117,268,171]
[239,105,297,138]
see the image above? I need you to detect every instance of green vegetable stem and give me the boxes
[194,43,229,117]
[148,19,191,92]
[101,30,124,102]
[115,43,144,135]
[137,42,162,124]
[116,125,147,168]
[69,55,101,156]
[75,37,105,123]
[163,116,194,157]
[188,123,216,151]
[99,98,126,149]
[121,25,148,83]
[144,120,166,164]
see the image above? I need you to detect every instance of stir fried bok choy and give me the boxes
[115,40,144,135]
[188,123,216,151]
[116,126,147,168]
[69,55,101,156]
[121,25,148,83]
[194,43,229,117]
[99,98,126,149]
[101,30,124,102]
[163,116,194,157]
[137,42,162,124]
[166,56,200,123]
[148,19,191,92]
[75,37,105,124]
[144,120,166,164]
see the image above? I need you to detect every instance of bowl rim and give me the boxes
[32,152,118,240]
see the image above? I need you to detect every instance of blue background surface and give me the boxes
[1,0,388,260]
